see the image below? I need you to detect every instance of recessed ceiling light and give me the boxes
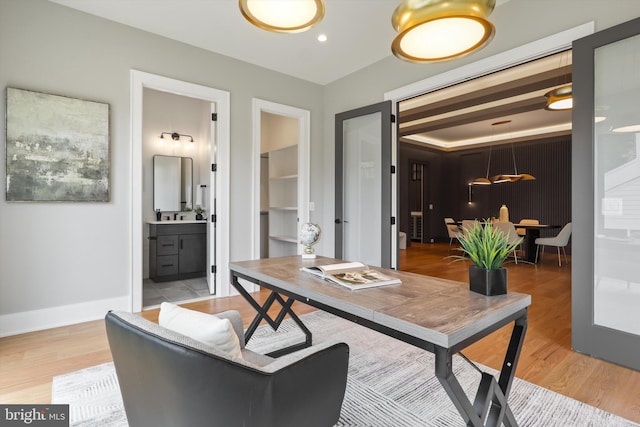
[317,33,327,42]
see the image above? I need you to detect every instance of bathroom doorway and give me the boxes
[131,70,231,312]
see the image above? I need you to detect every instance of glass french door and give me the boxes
[335,101,392,268]
[573,16,640,370]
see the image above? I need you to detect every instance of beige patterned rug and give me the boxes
[52,311,638,426]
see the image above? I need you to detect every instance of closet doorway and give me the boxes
[250,99,310,292]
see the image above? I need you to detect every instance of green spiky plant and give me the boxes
[451,221,520,269]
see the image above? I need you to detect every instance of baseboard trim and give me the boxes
[0,296,131,337]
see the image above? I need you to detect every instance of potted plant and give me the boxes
[194,206,205,221]
[452,220,520,296]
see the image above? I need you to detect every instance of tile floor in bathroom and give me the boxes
[143,277,211,308]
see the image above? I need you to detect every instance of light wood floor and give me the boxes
[1,243,639,424]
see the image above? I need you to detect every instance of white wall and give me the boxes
[0,0,323,336]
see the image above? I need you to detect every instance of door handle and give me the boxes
[335,219,341,224]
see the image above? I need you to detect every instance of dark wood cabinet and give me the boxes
[149,222,206,282]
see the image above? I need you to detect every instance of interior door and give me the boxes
[573,16,640,370]
[207,103,217,294]
[335,101,392,268]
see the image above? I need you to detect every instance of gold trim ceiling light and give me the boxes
[239,0,324,33]
[391,0,496,63]
[545,84,573,111]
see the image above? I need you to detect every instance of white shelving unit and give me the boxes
[267,144,298,257]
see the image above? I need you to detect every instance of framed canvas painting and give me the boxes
[5,88,110,202]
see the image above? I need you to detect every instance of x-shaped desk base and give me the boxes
[436,315,527,427]
[231,272,312,358]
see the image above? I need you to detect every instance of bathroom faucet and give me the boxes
[173,213,178,220]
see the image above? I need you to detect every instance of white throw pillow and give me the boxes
[158,302,243,359]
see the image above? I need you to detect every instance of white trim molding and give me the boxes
[130,70,231,310]
[385,22,595,103]
[0,296,129,338]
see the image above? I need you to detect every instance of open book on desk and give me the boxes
[301,261,401,290]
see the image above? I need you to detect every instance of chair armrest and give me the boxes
[213,310,245,349]
[263,341,350,427]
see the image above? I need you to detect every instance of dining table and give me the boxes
[459,221,560,263]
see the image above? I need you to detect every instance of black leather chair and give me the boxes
[105,310,349,427]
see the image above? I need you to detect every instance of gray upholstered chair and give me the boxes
[444,217,462,253]
[535,222,572,266]
[105,310,349,427]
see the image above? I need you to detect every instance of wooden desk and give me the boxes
[230,256,531,427]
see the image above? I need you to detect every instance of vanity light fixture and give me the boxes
[239,0,324,33]
[391,0,496,63]
[159,132,194,143]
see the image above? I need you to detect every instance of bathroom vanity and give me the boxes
[148,221,206,282]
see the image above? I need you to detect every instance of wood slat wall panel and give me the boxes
[399,137,572,245]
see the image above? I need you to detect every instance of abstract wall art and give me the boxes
[5,88,110,202]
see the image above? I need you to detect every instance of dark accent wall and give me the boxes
[399,136,572,244]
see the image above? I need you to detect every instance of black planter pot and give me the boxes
[196,214,203,220]
[469,266,507,296]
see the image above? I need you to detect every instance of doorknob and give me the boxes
[335,219,341,224]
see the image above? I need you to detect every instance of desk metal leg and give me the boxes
[435,313,527,427]
[230,272,312,358]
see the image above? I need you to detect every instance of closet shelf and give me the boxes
[269,206,297,211]
[269,235,297,243]
[270,174,298,181]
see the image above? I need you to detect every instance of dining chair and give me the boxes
[444,217,462,253]
[516,219,539,237]
[535,222,572,266]
[493,221,525,264]
[461,219,480,234]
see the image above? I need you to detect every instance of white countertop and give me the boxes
[147,220,207,224]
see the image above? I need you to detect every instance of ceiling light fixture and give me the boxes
[472,120,535,185]
[545,51,573,111]
[391,0,496,63]
[544,84,573,111]
[471,145,494,185]
[159,132,194,143]
[239,0,324,33]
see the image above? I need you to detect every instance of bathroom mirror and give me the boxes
[153,155,193,212]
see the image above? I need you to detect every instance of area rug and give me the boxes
[52,311,638,427]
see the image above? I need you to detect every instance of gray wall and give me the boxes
[2,0,640,335]
[0,0,323,334]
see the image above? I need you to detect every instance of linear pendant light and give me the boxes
[391,0,496,62]
[472,145,493,185]
[473,120,535,185]
[239,0,324,33]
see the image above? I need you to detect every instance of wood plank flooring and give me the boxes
[1,243,638,424]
